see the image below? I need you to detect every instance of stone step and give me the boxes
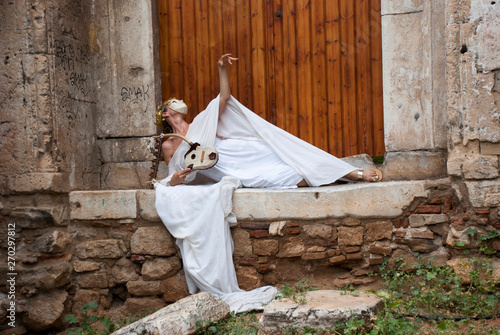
[111,292,230,335]
[259,290,382,334]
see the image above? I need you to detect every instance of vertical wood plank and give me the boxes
[208,0,225,100]
[311,0,328,152]
[355,0,374,155]
[223,0,239,99]
[195,0,211,111]
[325,0,343,157]
[181,0,198,120]
[236,0,252,108]
[340,0,357,156]
[370,0,385,156]
[158,0,170,101]
[266,0,277,125]
[273,0,286,129]
[282,0,299,136]
[295,0,313,145]
[250,0,267,119]
[167,0,184,101]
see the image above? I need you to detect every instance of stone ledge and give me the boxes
[68,180,438,221]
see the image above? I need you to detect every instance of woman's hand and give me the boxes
[218,53,238,67]
[170,168,192,186]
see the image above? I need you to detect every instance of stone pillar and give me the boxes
[445,0,500,208]
[95,0,162,189]
[380,0,448,180]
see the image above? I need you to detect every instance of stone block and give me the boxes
[480,142,500,155]
[142,257,181,281]
[259,290,382,334]
[269,221,287,236]
[369,245,392,256]
[346,252,364,261]
[69,190,137,220]
[100,162,152,190]
[253,239,279,256]
[127,279,163,297]
[463,156,499,180]
[28,230,70,253]
[112,258,139,283]
[338,227,364,246]
[9,173,70,193]
[19,262,72,291]
[381,152,447,181]
[411,231,435,239]
[232,229,253,257]
[233,181,429,220]
[302,252,328,260]
[409,214,449,227]
[250,230,269,238]
[474,2,500,71]
[131,226,177,256]
[465,180,500,207]
[22,291,68,332]
[74,260,101,273]
[97,137,155,163]
[398,236,439,253]
[329,255,346,264]
[78,270,109,289]
[235,267,261,290]
[381,0,423,15]
[76,240,125,259]
[277,237,305,258]
[303,224,334,241]
[365,221,392,242]
[124,297,167,316]
[115,292,229,335]
[137,190,161,222]
[9,207,61,228]
[340,154,377,170]
[162,273,189,303]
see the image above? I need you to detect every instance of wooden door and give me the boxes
[158,0,384,157]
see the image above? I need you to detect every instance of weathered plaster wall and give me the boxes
[445,0,500,210]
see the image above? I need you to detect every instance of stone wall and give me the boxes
[0,0,162,194]
[445,0,500,213]
[1,181,499,333]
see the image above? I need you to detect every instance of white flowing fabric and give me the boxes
[154,95,358,312]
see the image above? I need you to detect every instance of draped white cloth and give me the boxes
[154,95,358,312]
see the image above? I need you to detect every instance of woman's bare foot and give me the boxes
[345,169,382,182]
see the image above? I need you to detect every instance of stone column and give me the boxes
[380,0,447,180]
[95,0,162,189]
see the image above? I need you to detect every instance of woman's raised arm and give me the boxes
[218,54,238,116]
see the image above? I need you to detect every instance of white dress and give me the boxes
[199,137,304,188]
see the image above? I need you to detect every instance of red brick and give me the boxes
[402,218,409,228]
[258,264,270,273]
[240,222,271,230]
[393,219,402,228]
[411,231,434,239]
[492,241,500,251]
[475,209,490,215]
[427,198,444,205]
[249,230,269,239]
[405,211,412,217]
[287,222,300,227]
[131,255,146,262]
[287,227,300,235]
[492,222,500,229]
[452,220,464,225]
[462,213,469,221]
[415,205,442,214]
[369,245,392,256]
[238,257,256,266]
[301,252,328,260]
[443,197,452,214]
[395,231,406,238]
[476,218,489,225]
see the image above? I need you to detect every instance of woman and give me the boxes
[160,54,382,188]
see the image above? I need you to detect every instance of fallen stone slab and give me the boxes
[259,290,382,334]
[111,292,230,335]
